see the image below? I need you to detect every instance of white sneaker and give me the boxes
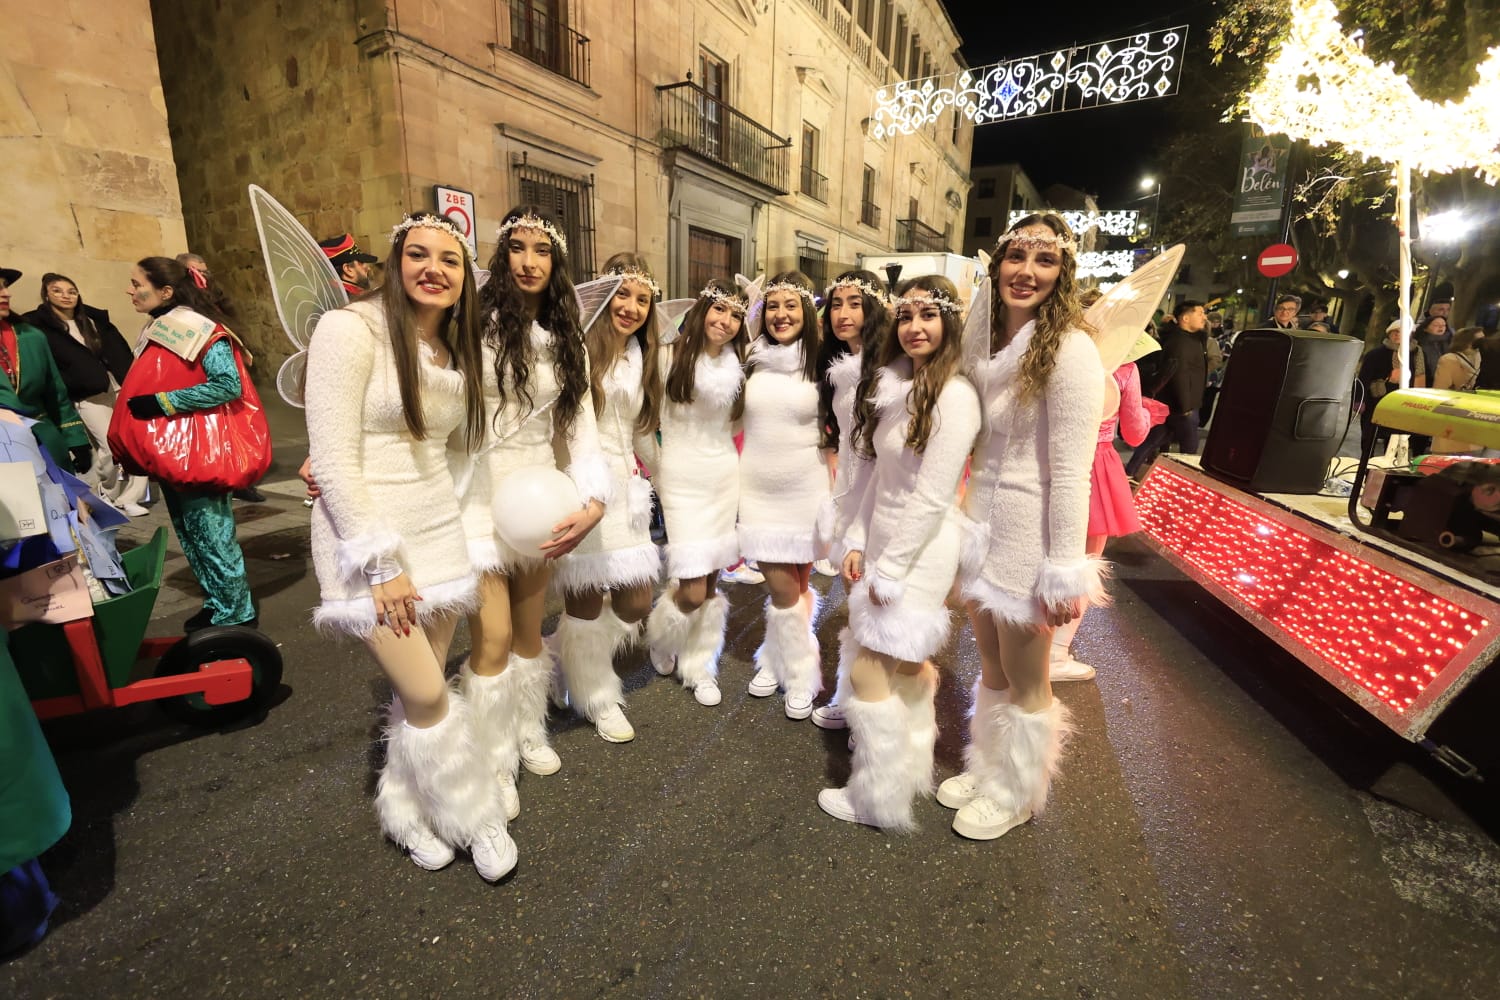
[811,702,847,730]
[404,825,455,871]
[721,563,765,585]
[1049,656,1097,683]
[594,703,635,743]
[784,691,814,720]
[520,738,561,776]
[817,787,872,826]
[936,772,981,810]
[497,773,521,820]
[693,679,722,706]
[470,822,518,882]
[747,668,779,697]
[119,502,150,517]
[813,559,837,577]
[952,795,1031,841]
[650,648,676,676]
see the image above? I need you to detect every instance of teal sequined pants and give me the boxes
[160,486,255,625]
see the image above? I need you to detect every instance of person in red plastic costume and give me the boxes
[115,256,259,630]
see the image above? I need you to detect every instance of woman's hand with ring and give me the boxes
[371,573,422,637]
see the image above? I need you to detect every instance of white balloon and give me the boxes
[491,467,580,554]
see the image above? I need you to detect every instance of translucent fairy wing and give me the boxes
[248,184,347,353]
[473,266,491,291]
[1088,244,1185,373]
[1122,330,1161,364]
[276,351,308,407]
[653,298,696,346]
[574,275,625,333]
[961,253,993,377]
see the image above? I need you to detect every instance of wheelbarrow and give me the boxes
[10,527,282,727]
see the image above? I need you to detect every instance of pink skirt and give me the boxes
[1088,440,1141,537]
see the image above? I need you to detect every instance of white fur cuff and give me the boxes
[866,569,905,605]
[848,584,952,662]
[334,529,403,586]
[626,475,654,534]
[568,453,617,507]
[738,523,818,565]
[962,576,1042,628]
[664,532,740,580]
[956,511,991,582]
[552,541,661,594]
[1034,556,1111,610]
[313,575,481,639]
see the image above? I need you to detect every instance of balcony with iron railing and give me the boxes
[800,164,828,203]
[860,200,882,229]
[656,80,791,194]
[506,0,590,87]
[896,217,947,252]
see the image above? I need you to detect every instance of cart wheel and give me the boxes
[154,625,283,726]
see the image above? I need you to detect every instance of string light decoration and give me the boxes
[1076,250,1140,279]
[1135,462,1496,738]
[1007,209,1140,236]
[872,26,1188,139]
[1244,0,1500,387]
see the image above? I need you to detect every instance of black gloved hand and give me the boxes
[127,394,168,419]
[69,446,93,473]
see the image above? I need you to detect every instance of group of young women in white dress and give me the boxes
[303,206,1106,881]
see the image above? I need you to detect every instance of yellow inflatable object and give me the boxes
[1372,389,1500,450]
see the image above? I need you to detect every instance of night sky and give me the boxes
[945,0,1221,207]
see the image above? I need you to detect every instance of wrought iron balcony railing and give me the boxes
[896,217,947,252]
[506,1,590,87]
[800,164,828,202]
[656,81,791,194]
[860,200,882,229]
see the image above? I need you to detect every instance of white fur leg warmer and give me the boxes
[676,592,729,689]
[378,693,506,848]
[555,608,632,722]
[894,664,939,800]
[460,653,554,781]
[843,693,920,832]
[754,592,823,701]
[964,687,1073,819]
[646,586,694,668]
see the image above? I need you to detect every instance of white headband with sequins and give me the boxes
[824,278,889,307]
[390,215,471,257]
[893,291,963,316]
[995,224,1078,255]
[496,214,569,257]
[760,280,815,302]
[698,284,748,315]
[609,266,661,298]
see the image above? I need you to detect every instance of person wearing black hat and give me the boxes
[318,234,380,297]
[0,267,91,473]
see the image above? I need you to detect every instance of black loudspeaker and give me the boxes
[1203,328,1363,494]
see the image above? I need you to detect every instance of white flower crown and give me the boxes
[609,266,661,298]
[389,215,471,256]
[824,278,889,308]
[995,224,1078,255]
[893,291,963,316]
[496,214,569,257]
[698,284,748,316]
[761,280,815,301]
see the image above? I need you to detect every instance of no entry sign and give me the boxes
[1257,243,1298,278]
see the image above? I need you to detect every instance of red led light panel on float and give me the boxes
[1133,462,1499,738]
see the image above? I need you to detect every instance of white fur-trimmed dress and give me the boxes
[647,346,743,579]
[842,359,982,662]
[961,321,1107,624]
[553,338,660,593]
[305,301,479,636]
[457,321,614,575]
[737,339,830,564]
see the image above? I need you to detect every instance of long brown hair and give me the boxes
[852,275,965,458]
[666,278,749,420]
[376,214,486,450]
[991,212,1092,400]
[751,270,820,382]
[40,273,103,355]
[136,257,233,327]
[817,269,889,450]
[589,252,664,435]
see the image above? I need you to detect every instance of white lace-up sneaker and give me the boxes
[812,559,837,577]
[470,822,518,882]
[496,773,521,820]
[817,787,868,826]
[936,772,981,810]
[693,679,722,706]
[811,702,847,729]
[747,668,779,697]
[594,703,635,743]
[721,562,765,585]
[404,825,455,871]
[520,738,561,776]
[650,649,676,676]
[1049,654,1096,683]
[952,795,1032,841]
[784,691,815,720]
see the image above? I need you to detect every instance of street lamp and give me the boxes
[1421,210,1475,244]
[1134,176,1162,250]
[1337,269,1350,279]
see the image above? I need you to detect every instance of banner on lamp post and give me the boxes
[1229,126,1293,238]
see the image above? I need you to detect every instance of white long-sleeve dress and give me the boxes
[737,339,830,564]
[457,321,614,574]
[305,301,478,636]
[841,359,982,662]
[553,338,660,593]
[642,345,743,579]
[961,321,1107,624]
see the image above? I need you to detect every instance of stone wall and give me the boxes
[0,0,188,329]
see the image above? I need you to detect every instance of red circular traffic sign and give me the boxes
[1257,243,1298,278]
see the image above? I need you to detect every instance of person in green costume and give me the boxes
[0,267,91,474]
[0,638,70,959]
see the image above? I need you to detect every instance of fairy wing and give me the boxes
[574,275,625,334]
[654,298,696,346]
[249,184,348,408]
[1088,244,1185,373]
[961,251,993,379]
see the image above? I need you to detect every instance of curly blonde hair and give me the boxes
[992,212,1093,400]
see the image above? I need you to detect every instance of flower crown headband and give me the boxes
[496,213,569,257]
[893,290,963,316]
[697,284,748,316]
[825,277,889,307]
[761,279,816,302]
[609,266,661,298]
[389,215,472,257]
[995,224,1078,255]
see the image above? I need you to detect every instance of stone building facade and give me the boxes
[148,0,972,366]
[1,0,188,323]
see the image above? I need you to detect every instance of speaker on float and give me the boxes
[1202,328,1363,494]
